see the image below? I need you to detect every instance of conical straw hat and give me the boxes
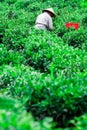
[42,8,56,17]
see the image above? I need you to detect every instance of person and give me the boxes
[35,8,56,31]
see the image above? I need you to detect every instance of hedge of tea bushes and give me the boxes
[0,44,26,65]
[59,114,87,130]
[62,28,87,48]
[0,110,54,130]
[0,0,87,129]
[54,7,87,45]
[69,114,87,130]
[23,30,87,76]
[0,65,87,127]
[0,10,31,50]
[0,95,22,111]
[0,95,54,130]
[1,0,87,50]
[0,2,87,52]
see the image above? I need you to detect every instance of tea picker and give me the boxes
[35,8,56,31]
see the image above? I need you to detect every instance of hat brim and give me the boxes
[42,9,56,17]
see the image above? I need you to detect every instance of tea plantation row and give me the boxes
[0,0,87,129]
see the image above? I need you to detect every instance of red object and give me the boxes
[66,22,79,30]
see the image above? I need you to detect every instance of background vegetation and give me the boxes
[0,0,87,129]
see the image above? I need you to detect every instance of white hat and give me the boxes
[42,8,56,17]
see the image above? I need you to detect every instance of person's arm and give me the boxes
[48,17,53,31]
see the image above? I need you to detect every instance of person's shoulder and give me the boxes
[38,13,43,17]
[45,12,51,18]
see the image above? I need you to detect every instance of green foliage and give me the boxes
[80,0,87,7]
[0,95,22,111]
[0,109,54,130]
[2,19,30,50]
[61,114,87,130]
[63,29,87,48]
[0,0,87,129]
[0,95,54,130]
[1,0,17,4]
[24,30,63,72]
[0,44,26,65]
[54,7,87,40]
[70,114,87,130]
[23,30,87,76]
[0,65,87,127]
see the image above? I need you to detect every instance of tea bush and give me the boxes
[0,0,87,129]
[24,29,63,72]
[3,0,17,5]
[23,30,87,76]
[0,95,54,130]
[63,28,87,48]
[54,7,87,40]
[0,109,55,130]
[0,95,22,111]
[2,18,30,50]
[69,114,87,130]
[60,114,87,130]
[0,44,26,65]
[0,65,87,127]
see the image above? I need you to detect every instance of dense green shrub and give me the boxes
[0,0,87,129]
[14,0,42,11]
[14,0,30,9]
[69,114,87,130]
[0,7,8,43]
[0,109,55,130]
[81,40,87,51]
[53,6,78,36]
[49,45,87,76]
[24,29,63,72]
[60,114,87,130]
[62,28,87,47]
[2,20,30,50]
[0,65,87,127]
[0,95,22,111]
[1,0,17,4]
[0,44,26,65]
[0,95,54,130]
[80,0,87,8]
[54,7,87,38]
[23,30,87,76]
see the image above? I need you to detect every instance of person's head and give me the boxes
[42,8,56,18]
